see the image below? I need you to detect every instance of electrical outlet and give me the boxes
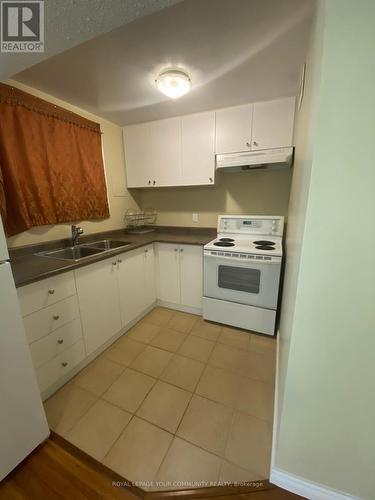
[192,213,199,223]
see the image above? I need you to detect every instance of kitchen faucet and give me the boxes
[71,225,84,246]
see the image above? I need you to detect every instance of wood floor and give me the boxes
[0,434,303,500]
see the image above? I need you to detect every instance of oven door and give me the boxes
[203,253,281,310]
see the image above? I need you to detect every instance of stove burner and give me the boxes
[255,245,275,251]
[219,238,235,242]
[254,240,275,246]
[214,241,235,247]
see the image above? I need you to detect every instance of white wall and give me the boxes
[274,1,375,498]
[5,81,141,247]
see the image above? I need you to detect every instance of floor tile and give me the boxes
[196,365,242,408]
[248,334,276,355]
[103,417,172,483]
[144,307,175,327]
[237,379,274,422]
[72,357,124,396]
[225,412,272,477]
[131,346,173,378]
[150,327,186,352]
[178,335,215,363]
[128,321,161,344]
[104,336,145,366]
[66,399,131,461]
[44,384,97,436]
[208,343,247,374]
[219,460,263,484]
[102,368,156,413]
[218,327,251,351]
[160,354,205,392]
[243,351,276,384]
[155,437,221,488]
[177,395,233,456]
[137,381,191,433]
[168,312,199,333]
[191,318,221,341]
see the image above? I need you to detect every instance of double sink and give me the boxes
[37,239,133,262]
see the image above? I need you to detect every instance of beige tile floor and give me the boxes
[44,307,276,491]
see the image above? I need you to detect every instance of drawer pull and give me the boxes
[48,289,55,295]
[61,361,68,367]
[53,315,60,320]
[57,339,64,345]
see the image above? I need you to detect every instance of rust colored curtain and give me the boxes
[0,83,110,236]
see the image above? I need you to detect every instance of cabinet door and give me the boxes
[123,123,153,187]
[156,243,180,304]
[179,245,203,309]
[117,249,145,327]
[215,104,253,154]
[143,245,156,309]
[181,111,215,186]
[251,97,295,150]
[75,257,121,355]
[150,117,182,186]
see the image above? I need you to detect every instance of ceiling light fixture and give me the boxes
[156,69,191,99]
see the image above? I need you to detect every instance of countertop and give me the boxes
[10,226,216,288]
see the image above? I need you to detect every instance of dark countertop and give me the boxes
[10,226,216,288]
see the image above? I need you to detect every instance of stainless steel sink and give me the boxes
[37,245,105,262]
[83,239,132,250]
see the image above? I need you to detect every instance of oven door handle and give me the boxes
[204,253,281,265]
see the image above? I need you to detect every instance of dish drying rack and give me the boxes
[125,208,157,234]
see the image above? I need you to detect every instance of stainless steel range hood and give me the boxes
[216,147,294,171]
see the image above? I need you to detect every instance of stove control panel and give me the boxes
[218,215,284,236]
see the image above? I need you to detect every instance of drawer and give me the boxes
[18,272,76,316]
[24,295,80,344]
[29,318,83,369]
[36,340,85,393]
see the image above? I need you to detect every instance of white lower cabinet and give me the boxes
[156,243,203,311]
[117,245,156,326]
[74,256,122,356]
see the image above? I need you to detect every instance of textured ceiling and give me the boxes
[0,0,181,79]
[14,0,316,125]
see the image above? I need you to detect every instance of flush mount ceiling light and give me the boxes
[155,69,191,99]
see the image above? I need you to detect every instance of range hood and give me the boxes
[216,147,294,171]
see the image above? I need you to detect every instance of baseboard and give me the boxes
[270,468,359,500]
[157,300,202,316]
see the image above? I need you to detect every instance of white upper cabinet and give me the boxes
[123,123,153,187]
[251,97,295,150]
[150,117,182,187]
[181,111,215,186]
[215,104,253,154]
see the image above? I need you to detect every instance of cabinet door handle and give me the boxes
[48,289,55,295]
[179,248,184,252]
[246,142,251,148]
[209,177,213,183]
[117,258,122,264]
[57,339,64,345]
[253,141,259,147]
[153,180,156,185]
[144,249,148,253]
[61,361,68,367]
[53,314,60,320]
[174,248,178,252]
[148,180,151,185]
[112,261,117,266]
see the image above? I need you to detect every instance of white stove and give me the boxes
[203,215,284,336]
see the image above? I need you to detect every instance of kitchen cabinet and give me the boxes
[156,243,203,311]
[75,257,122,355]
[151,117,182,186]
[215,104,253,154]
[251,97,295,150]
[123,123,153,187]
[117,244,156,326]
[181,111,215,186]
